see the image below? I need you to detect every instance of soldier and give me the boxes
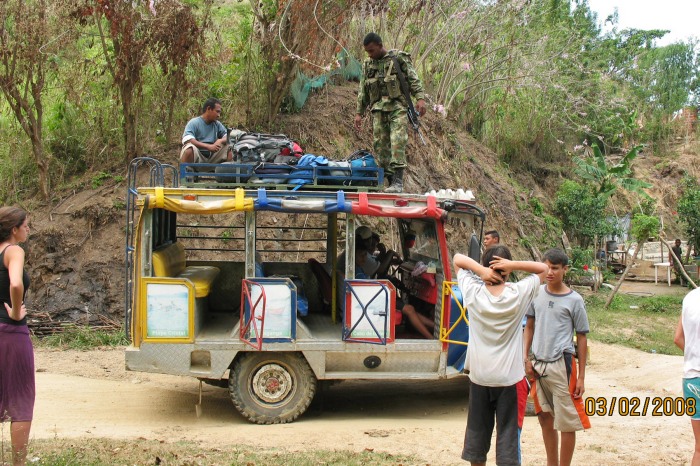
[354,33,426,193]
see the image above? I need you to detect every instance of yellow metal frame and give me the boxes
[139,277,196,343]
[439,280,469,346]
[139,187,254,213]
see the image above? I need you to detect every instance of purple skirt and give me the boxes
[0,323,35,422]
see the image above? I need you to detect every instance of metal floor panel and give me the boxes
[299,313,341,340]
[196,312,238,341]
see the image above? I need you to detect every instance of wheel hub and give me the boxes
[251,363,293,404]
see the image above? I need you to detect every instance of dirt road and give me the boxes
[30,340,693,465]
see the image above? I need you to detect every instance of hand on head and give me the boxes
[483,255,512,284]
[489,256,512,274]
[479,266,504,285]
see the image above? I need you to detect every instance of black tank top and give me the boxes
[0,245,30,326]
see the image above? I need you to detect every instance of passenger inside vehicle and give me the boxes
[365,230,403,280]
[338,229,435,339]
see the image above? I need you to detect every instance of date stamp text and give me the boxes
[585,397,695,416]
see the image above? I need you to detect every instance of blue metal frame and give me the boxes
[342,280,393,345]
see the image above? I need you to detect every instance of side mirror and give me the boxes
[468,234,481,262]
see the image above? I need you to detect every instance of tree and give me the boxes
[87,0,205,160]
[677,174,700,258]
[602,30,700,142]
[553,180,614,248]
[249,0,360,125]
[148,2,208,144]
[0,0,68,199]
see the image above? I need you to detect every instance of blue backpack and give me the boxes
[347,150,378,186]
[325,150,379,186]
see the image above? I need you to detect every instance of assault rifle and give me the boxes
[390,55,426,145]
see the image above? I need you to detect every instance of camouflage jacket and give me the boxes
[356,50,426,114]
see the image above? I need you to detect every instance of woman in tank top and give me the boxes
[0,206,34,465]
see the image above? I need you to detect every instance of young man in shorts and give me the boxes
[454,246,547,465]
[524,248,591,466]
[674,287,700,466]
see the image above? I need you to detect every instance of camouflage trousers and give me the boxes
[371,108,408,176]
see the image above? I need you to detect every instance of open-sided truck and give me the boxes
[124,158,485,424]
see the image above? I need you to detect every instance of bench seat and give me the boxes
[152,242,220,298]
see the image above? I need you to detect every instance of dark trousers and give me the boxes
[462,379,528,465]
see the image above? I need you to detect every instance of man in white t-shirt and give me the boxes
[674,287,700,466]
[454,246,547,466]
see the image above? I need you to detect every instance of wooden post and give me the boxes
[593,235,600,292]
[605,239,646,309]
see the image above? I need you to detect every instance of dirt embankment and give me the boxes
[31,340,693,465]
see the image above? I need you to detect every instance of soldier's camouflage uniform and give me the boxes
[356,50,425,177]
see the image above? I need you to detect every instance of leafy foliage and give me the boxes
[84,0,208,160]
[249,0,361,125]
[629,214,660,242]
[573,143,651,199]
[0,0,67,199]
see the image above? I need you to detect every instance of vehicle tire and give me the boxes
[229,352,317,424]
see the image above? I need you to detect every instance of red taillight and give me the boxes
[394,199,409,207]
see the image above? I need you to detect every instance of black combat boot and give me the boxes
[385,168,404,193]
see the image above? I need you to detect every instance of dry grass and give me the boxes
[0,436,418,466]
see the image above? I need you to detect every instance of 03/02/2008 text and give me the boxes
[585,397,695,417]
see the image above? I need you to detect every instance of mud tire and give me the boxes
[229,352,317,424]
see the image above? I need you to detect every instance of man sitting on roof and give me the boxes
[180,98,232,165]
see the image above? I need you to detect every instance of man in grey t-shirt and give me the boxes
[526,287,588,362]
[180,98,231,164]
[524,248,590,466]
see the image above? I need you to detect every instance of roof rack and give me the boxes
[179,162,384,192]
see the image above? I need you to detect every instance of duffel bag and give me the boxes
[252,162,293,184]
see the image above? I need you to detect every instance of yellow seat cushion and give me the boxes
[152,242,219,297]
[152,242,187,277]
[178,266,220,298]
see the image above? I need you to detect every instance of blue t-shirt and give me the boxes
[182,116,227,156]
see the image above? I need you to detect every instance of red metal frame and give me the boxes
[240,279,266,350]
